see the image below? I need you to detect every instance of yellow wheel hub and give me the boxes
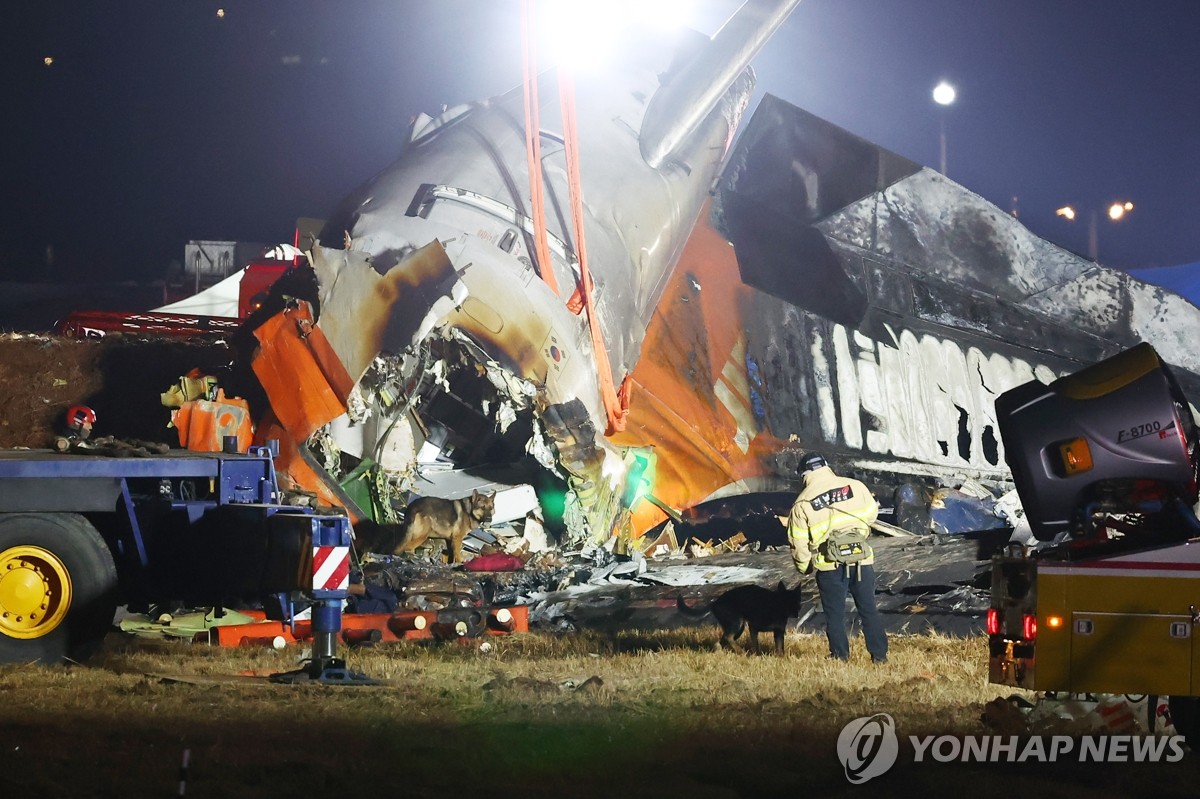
[0,546,73,640]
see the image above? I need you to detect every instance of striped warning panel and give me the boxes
[312,545,350,591]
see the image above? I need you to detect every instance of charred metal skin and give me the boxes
[614,96,1200,535]
[278,2,801,541]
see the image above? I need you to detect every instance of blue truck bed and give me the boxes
[0,448,277,512]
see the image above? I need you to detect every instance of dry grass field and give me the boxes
[1,628,1196,798]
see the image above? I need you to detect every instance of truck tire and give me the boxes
[0,513,119,664]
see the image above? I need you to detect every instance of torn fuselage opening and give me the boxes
[300,234,631,545]
[311,335,573,541]
[413,339,538,471]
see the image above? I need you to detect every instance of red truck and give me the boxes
[56,257,291,339]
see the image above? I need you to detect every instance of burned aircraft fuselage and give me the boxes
[255,3,801,542]
[250,4,1200,546]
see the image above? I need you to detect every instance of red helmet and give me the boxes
[67,405,96,427]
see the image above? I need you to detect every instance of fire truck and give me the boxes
[988,342,1200,730]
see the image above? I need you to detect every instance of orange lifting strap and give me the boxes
[520,0,559,296]
[519,3,630,435]
[557,69,630,434]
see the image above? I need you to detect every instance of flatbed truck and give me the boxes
[0,447,352,668]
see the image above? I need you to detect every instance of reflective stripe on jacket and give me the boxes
[787,466,879,572]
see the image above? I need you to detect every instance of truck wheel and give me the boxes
[0,513,118,664]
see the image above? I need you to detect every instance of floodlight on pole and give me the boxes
[1108,201,1133,221]
[1056,200,1133,261]
[932,81,956,175]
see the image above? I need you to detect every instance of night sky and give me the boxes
[6,0,1200,285]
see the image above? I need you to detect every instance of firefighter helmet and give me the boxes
[799,452,827,474]
[66,405,96,428]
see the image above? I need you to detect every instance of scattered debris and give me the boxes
[981,696,1032,735]
[994,488,1033,545]
[53,435,171,457]
[119,608,262,640]
[929,485,1009,535]
[482,672,604,694]
[983,693,1176,737]
[639,522,680,559]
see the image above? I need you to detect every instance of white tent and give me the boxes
[154,268,244,318]
[155,244,302,318]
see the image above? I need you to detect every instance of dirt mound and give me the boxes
[0,333,231,448]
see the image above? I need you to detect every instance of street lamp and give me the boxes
[1056,201,1134,261]
[932,81,956,175]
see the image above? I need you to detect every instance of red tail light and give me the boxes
[986,608,1001,636]
[1174,413,1189,458]
[1022,614,1038,640]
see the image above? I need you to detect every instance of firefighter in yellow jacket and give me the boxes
[788,453,888,663]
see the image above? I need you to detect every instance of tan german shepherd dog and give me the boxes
[392,490,495,563]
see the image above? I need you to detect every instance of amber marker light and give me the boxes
[1046,615,1063,629]
[1059,437,1093,476]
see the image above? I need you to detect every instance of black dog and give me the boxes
[677,581,804,655]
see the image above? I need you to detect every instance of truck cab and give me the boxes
[989,343,1200,698]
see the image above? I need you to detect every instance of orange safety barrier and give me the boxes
[387,611,435,637]
[211,621,296,648]
[487,605,529,635]
[240,635,289,649]
[342,628,382,645]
